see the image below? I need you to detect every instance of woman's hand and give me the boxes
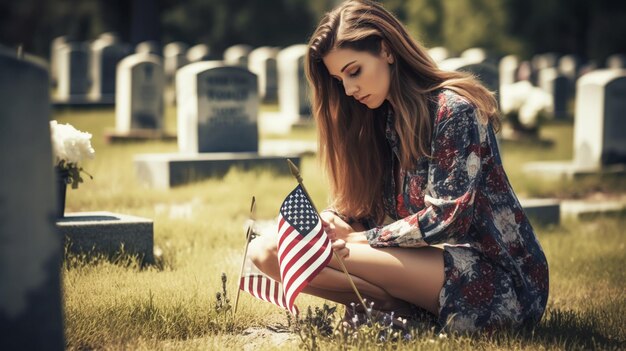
[320,211,369,259]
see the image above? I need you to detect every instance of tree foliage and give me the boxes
[0,0,624,63]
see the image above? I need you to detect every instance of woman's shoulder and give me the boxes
[431,88,475,123]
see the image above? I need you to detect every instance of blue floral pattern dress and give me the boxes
[363,89,549,333]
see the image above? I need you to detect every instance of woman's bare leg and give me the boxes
[328,243,444,315]
[249,232,417,314]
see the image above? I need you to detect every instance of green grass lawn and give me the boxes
[55,107,625,350]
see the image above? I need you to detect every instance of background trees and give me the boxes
[1,0,624,63]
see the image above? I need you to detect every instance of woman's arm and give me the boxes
[366,100,487,248]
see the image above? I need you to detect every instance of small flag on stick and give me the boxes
[276,184,333,314]
[239,255,297,315]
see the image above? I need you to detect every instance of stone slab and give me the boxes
[519,198,561,226]
[134,153,301,189]
[561,199,626,221]
[104,129,176,143]
[523,160,626,180]
[259,140,317,156]
[57,211,154,263]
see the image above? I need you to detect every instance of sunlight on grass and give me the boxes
[55,107,625,350]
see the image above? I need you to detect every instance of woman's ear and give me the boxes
[381,41,394,64]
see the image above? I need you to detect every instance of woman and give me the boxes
[250,0,548,334]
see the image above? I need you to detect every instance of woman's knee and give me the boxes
[248,235,279,278]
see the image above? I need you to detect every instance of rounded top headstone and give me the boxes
[187,44,211,62]
[461,48,487,64]
[577,68,626,88]
[428,47,449,63]
[164,42,189,57]
[224,44,253,67]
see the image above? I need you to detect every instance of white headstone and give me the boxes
[164,41,189,82]
[606,54,626,69]
[56,42,90,101]
[88,37,131,102]
[538,67,569,119]
[136,41,161,56]
[164,42,189,105]
[224,44,253,67]
[0,45,64,350]
[116,53,165,133]
[277,44,310,123]
[50,36,67,87]
[187,44,211,62]
[176,61,259,153]
[499,55,519,87]
[248,46,279,103]
[427,46,449,63]
[574,69,626,168]
[460,47,487,64]
[558,55,581,82]
[441,58,499,93]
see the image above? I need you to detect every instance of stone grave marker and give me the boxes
[538,67,570,119]
[56,42,90,102]
[224,44,253,67]
[134,61,300,188]
[248,46,279,103]
[0,45,64,350]
[177,62,258,152]
[113,53,165,136]
[136,40,161,56]
[606,54,626,69]
[187,44,211,62]
[164,41,189,105]
[88,35,131,103]
[499,55,519,87]
[460,47,488,64]
[524,69,626,177]
[427,46,449,63]
[277,44,311,125]
[50,35,67,87]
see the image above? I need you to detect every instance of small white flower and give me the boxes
[50,120,95,165]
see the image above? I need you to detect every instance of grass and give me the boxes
[55,106,625,350]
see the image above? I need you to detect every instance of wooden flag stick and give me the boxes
[286,159,370,314]
[233,196,256,315]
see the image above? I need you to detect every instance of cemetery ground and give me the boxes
[55,106,624,350]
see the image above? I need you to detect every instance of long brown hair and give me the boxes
[305,0,499,222]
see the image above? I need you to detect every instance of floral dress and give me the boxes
[363,89,549,333]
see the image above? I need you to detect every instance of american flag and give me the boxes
[277,185,333,314]
[239,255,297,315]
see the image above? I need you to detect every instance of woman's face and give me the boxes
[323,44,393,109]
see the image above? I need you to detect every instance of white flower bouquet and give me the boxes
[50,120,95,188]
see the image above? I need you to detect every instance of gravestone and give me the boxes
[56,42,90,103]
[224,44,253,68]
[136,41,161,56]
[187,44,211,62]
[558,54,581,95]
[606,54,626,69]
[441,58,499,94]
[248,46,279,103]
[134,61,300,188]
[177,62,258,152]
[277,44,311,125]
[499,55,519,88]
[573,70,626,167]
[427,46,450,63]
[50,36,67,87]
[538,68,569,119]
[164,41,189,105]
[531,53,559,85]
[114,53,165,135]
[524,69,626,178]
[0,45,64,350]
[460,47,487,64]
[88,36,131,104]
